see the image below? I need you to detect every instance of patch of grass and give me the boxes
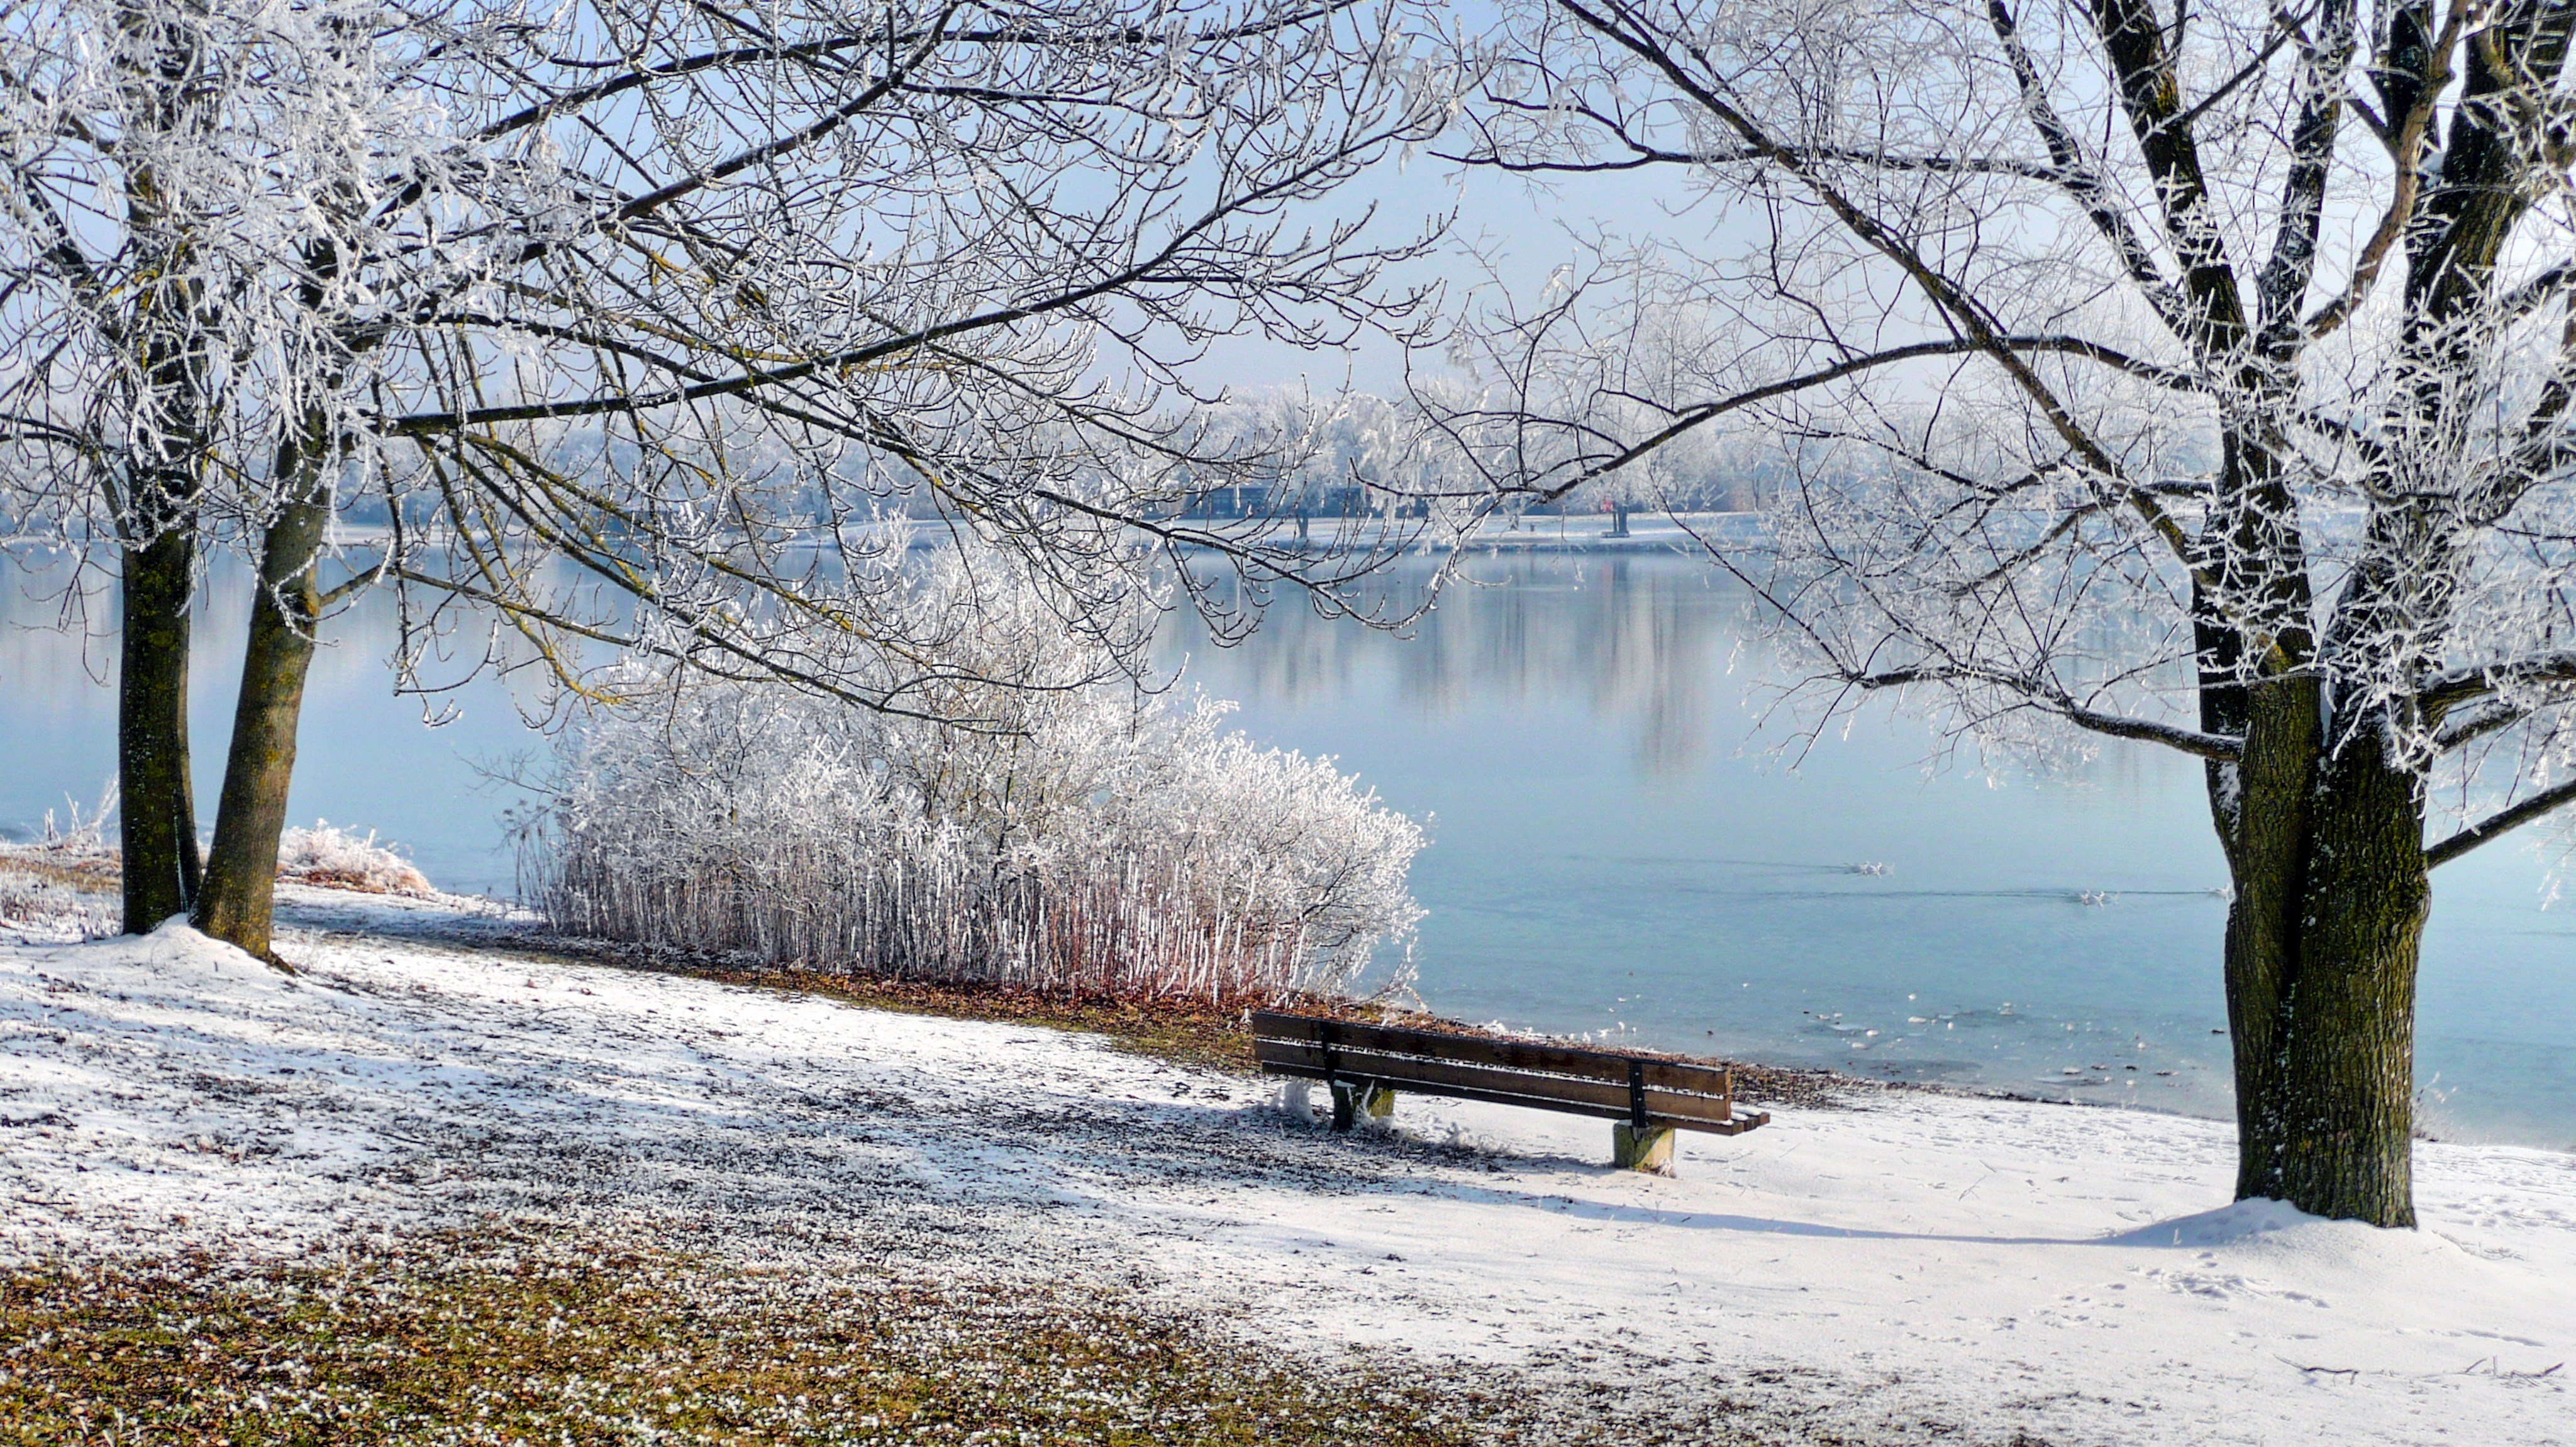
[686,965,1271,1073]
[0,1229,1494,1446]
[0,845,120,897]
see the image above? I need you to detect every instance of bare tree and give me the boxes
[1,0,243,931]
[3,0,1462,958]
[1447,0,2576,1225]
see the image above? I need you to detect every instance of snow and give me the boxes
[2,892,2568,1444]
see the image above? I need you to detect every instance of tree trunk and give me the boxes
[192,487,331,962]
[2209,672,2316,1202]
[2218,714,2429,1228]
[2273,733,2428,1226]
[117,528,203,932]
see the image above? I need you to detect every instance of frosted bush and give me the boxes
[0,855,117,940]
[1,813,430,935]
[526,557,1425,1002]
[275,823,434,896]
[0,785,121,939]
[1275,1080,1319,1123]
[0,782,433,914]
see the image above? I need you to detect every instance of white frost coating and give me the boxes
[274,821,433,896]
[0,0,1472,719]
[2,819,437,941]
[0,847,116,943]
[1446,0,2576,846]
[528,553,1426,1001]
[1,904,2567,1445]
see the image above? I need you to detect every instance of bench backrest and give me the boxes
[1250,1010,1741,1130]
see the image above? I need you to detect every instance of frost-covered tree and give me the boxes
[1,0,1463,958]
[0,0,436,933]
[1192,386,1509,538]
[1452,0,2576,1225]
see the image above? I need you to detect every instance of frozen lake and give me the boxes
[4,545,2572,1145]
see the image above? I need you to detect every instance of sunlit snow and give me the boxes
[2,891,2567,1444]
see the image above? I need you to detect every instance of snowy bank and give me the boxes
[1,895,2567,1446]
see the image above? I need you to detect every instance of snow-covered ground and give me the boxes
[2,892,2567,1445]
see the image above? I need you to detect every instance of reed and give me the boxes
[525,563,1424,1004]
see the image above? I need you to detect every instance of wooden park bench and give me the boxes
[1251,1010,1770,1175]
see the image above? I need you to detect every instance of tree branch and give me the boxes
[2252,0,2355,347]
[1549,0,2207,581]
[476,3,1362,140]
[1985,0,2195,340]
[2419,651,2576,714]
[2083,0,2252,358]
[2426,776,2576,866]
[1851,665,2246,758]
[1528,333,2204,499]
[2297,0,2467,341]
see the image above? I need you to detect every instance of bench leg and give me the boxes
[1329,1081,1396,1131]
[1613,1123,1676,1175]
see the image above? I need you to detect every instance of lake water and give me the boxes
[5,545,2572,1146]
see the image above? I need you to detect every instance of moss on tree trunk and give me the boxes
[2274,733,2428,1226]
[116,528,202,934]
[2217,701,2429,1228]
[192,485,331,963]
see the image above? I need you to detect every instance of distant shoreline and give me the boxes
[1172,510,1768,555]
[8,511,1772,562]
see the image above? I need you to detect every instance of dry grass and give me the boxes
[475,943,1860,1106]
[0,848,120,940]
[667,962,1273,1073]
[696,967,1854,1108]
[0,856,116,894]
[0,1228,1503,1447]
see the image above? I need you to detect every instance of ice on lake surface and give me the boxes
[6,546,2573,1146]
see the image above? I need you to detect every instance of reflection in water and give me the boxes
[1175,554,1740,777]
[0,550,113,706]
[8,545,2574,1146]
[1,548,552,893]
[1173,552,2576,1150]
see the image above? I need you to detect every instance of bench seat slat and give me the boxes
[1249,1010,1735,1096]
[1254,1038,1738,1124]
[1258,1057,1767,1136]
